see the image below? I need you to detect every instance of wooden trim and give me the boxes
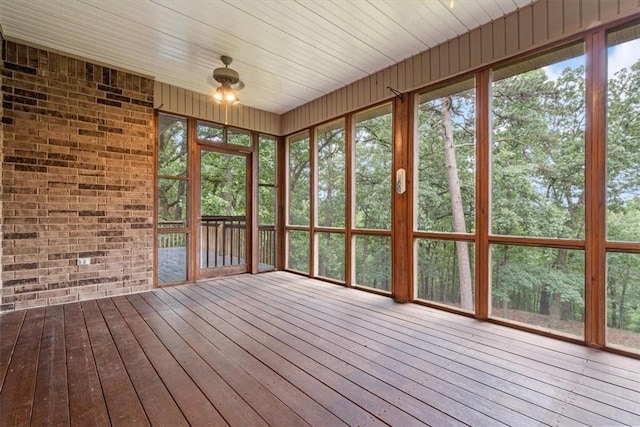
[345,113,354,287]
[351,229,393,237]
[151,111,159,288]
[197,264,249,279]
[605,241,640,253]
[309,129,316,277]
[413,231,476,242]
[391,94,412,303]
[188,118,199,283]
[281,99,398,139]
[584,29,608,348]
[314,227,347,234]
[276,136,286,270]
[313,275,346,286]
[352,284,392,296]
[488,235,586,249]
[413,298,476,318]
[250,133,259,274]
[475,68,491,320]
[284,225,312,232]
[153,111,159,288]
[406,92,415,302]
[484,317,586,347]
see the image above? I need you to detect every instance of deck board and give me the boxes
[30,305,69,426]
[111,296,228,426]
[0,308,45,426]
[96,298,190,427]
[0,271,638,426]
[126,293,268,427]
[187,283,457,427]
[0,310,25,391]
[81,300,150,427]
[152,289,346,426]
[216,276,584,426]
[244,274,638,425]
[240,274,639,425]
[138,291,308,427]
[64,303,111,426]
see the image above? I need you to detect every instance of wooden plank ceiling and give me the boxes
[0,0,533,114]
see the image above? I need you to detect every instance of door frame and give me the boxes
[192,143,253,280]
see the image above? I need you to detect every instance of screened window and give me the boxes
[415,79,476,311]
[258,135,277,270]
[416,79,475,234]
[491,44,586,239]
[316,120,346,228]
[606,21,640,350]
[489,43,586,337]
[287,132,310,226]
[157,114,189,284]
[354,105,392,230]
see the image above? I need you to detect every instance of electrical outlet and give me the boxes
[77,258,91,266]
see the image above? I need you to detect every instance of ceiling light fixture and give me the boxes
[212,55,240,105]
[213,81,239,104]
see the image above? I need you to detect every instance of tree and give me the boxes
[416,86,476,309]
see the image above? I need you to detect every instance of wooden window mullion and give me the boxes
[585,29,608,347]
[345,114,353,287]
[475,69,491,320]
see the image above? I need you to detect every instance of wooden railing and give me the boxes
[158,230,186,248]
[258,225,276,268]
[158,217,276,269]
[201,216,246,268]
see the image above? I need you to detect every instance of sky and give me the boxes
[543,38,640,81]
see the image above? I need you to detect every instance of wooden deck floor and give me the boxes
[1,272,639,426]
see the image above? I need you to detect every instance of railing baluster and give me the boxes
[206,220,210,268]
[198,216,275,270]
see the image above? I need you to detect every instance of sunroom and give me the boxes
[1,1,639,425]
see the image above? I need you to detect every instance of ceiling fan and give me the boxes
[210,55,244,105]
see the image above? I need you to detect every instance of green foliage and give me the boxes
[259,135,277,225]
[200,152,246,216]
[354,236,391,291]
[288,135,311,226]
[416,89,476,233]
[288,231,309,272]
[317,123,346,228]
[158,117,188,226]
[416,239,475,306]
[355,110,392,229]
[317,233,345,281]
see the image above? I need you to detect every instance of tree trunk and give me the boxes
[549,249,568,329]
[222,163,234,215]
[440,97,473,311]
[539,289,550,315]
[619,271,628,329]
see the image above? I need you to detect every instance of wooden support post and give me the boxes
[250,133,259,274]
[475,69,491,319]
[391,93,413,302]
[345,115,354,286]
[585,30,607,347]
[276,136,287,271]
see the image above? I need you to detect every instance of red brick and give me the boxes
[2,42,154,311]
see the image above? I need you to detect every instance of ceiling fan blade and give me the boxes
[232,80,245,91]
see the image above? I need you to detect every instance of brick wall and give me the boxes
[1,40,155,311]
[1,35,4,287]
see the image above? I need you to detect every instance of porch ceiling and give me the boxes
[0,0,532,114]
